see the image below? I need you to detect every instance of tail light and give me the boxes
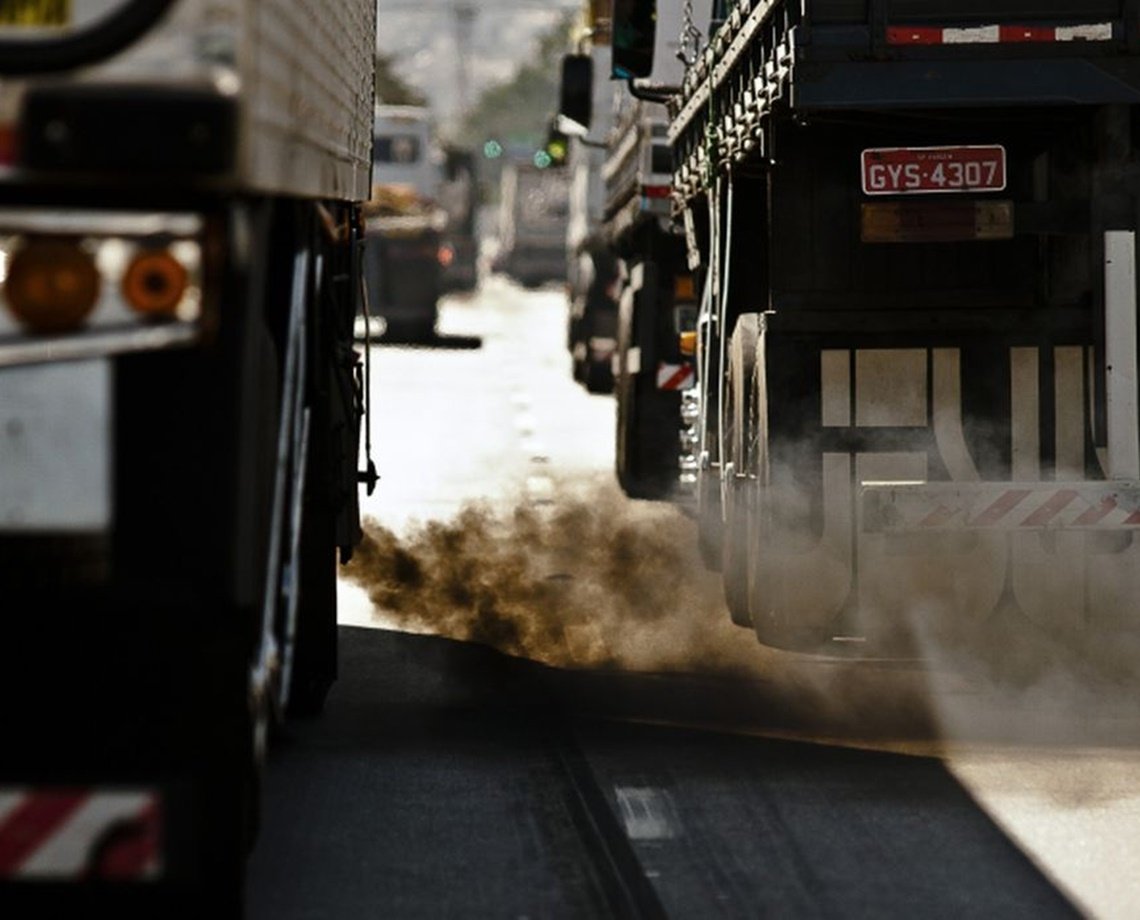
[122,249,189,318]
[3,237,100,334]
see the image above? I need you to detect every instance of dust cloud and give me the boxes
[343,481,761,676]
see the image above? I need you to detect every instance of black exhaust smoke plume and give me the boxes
[343,483,765,676]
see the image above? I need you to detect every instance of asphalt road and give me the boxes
[248,275,1140,918]
[247,626,1077,919]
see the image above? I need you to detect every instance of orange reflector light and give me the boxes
[674,274,696,302]
[679,330,698,356]
[122,249,188,317]
[3,237,100,334]
[438,244,455,267]
[861,200,1013,243]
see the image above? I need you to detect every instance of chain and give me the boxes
[678,0,703,66]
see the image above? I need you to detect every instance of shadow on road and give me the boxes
[355,331,483,350]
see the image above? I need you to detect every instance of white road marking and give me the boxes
[614,787,682,841]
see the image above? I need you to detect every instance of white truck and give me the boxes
[0,0,374,912]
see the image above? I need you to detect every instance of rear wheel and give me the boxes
[745,334,835,653]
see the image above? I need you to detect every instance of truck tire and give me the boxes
[286,413,338,718]
[722,315,760,626]
[745,334,833,653]
[614,270,680,500]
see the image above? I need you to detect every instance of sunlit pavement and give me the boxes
[336,273,1140,920]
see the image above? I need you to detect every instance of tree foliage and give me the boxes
[375,53,427,107]
[456,13,574,151]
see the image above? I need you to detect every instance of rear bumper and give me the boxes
[862,480,1140,532]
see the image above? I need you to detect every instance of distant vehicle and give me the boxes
[438,147,480,293]
[363,105,447,340]
[496,161,570,288]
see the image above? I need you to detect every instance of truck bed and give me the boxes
[671,0,1140,200]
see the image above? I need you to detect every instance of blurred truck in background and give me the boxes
[559,13,623,395]
[559,0,704,490]
[438,145,480,294]
[363,104,448,342]
[496,159,571,289]
[0,0,374,912]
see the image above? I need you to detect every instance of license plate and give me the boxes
[861,145,1007,196]
[0,0,69,27]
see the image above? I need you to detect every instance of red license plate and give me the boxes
[861,145,1007,196]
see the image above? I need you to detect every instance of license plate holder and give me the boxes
[0,359,112,531]
[862,145,1007,196]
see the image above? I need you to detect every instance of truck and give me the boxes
[560,17,623,395]
[496,159,571,289]
[615,0,1140,657]
[438,145,480,294]
[362,105,448,342]
[559,0,705,490]
[0,0,374,912]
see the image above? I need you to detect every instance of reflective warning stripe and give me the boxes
[656,362,695,391]
[862,481,1140,532]
[0,788,162,881]
[888,22,1113,45]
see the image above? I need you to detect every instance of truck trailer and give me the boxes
[561,0,705,476]
[0,0,375,912]
[613,0,1140,657]
[496,159,571,289]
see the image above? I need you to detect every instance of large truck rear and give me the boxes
[0,1,374,912]
[363,104,447,341]
[497,160,571,288]
[619,0,1140,656]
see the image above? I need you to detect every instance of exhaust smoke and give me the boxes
[344,482,761,676]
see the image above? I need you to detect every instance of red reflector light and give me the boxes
[1000,25,1055,42]
[0,126,17,166]
[887,26,941,45]
[642,184,671,199]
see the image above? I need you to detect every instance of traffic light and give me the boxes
[543,119,568,168]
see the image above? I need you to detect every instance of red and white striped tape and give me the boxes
[862,482,1140,532]
[0,788,162,881]
[656,362,695,391]
[888,23,1113,45]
